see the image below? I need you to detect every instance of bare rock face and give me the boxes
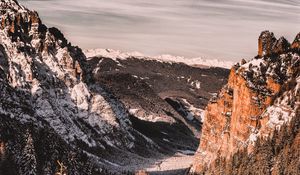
[258,31,291,57]
[191,32,300,173]
[291,32,300,51]
[272,37,290,55]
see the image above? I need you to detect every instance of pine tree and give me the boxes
[19,130,37,175]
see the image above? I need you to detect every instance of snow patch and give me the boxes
[182,99,205,122]
[129,108,139,115]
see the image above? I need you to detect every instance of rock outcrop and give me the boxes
[191,31,300,174]
[258,31,277,57]
[272,36,290,55]
[258,30,291,57]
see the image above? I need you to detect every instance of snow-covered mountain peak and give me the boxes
[84,48,234,69]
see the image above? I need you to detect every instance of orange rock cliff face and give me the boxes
[191,31,300,173]
[291,33,300,51]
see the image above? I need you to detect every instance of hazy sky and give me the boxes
[19,0,300,61]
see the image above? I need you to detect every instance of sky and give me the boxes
[19,0,300,61]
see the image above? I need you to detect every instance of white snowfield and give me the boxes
[84,48,234,69]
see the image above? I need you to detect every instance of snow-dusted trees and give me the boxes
[19,130,37,175]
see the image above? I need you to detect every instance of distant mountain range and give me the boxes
[84,49,234,69]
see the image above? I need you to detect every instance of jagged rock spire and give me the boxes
[258,30,277,57]
[257,31,297,57]
[272,36,290,55]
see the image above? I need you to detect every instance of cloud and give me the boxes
[19,0,300,61]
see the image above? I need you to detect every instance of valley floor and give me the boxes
[146,152,194,172]
[130,151,194,175]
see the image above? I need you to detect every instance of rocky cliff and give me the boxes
[191,31,300,174]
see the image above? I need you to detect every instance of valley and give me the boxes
[0,1,299,175]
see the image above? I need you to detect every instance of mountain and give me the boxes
[3,1,298,174]
[0,0,230,174]
[0,0,151,174]
[190,31,300,174]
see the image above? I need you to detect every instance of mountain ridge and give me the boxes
[84,48,234,69]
